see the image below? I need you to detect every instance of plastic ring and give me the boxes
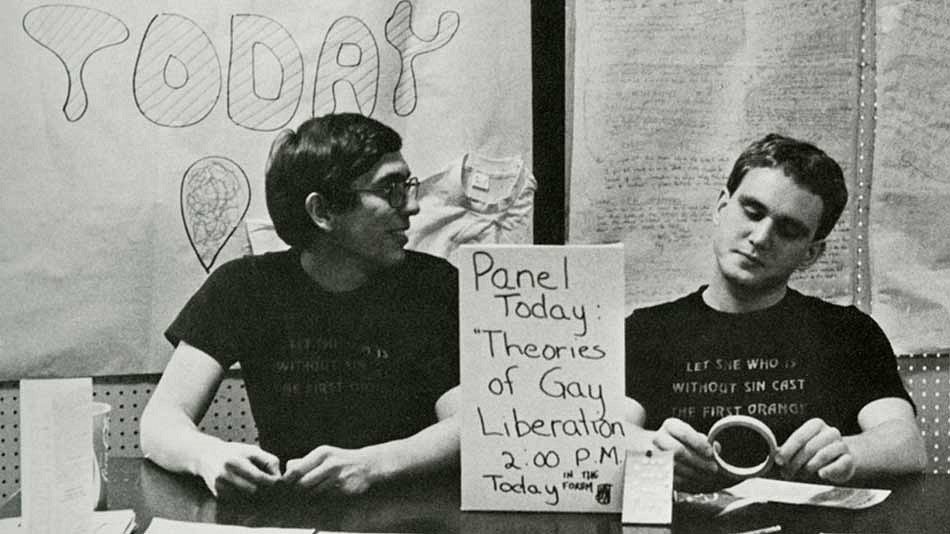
[707,415,778,479]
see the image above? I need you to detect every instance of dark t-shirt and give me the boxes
[626,287,912,466]
[166,249,459,462]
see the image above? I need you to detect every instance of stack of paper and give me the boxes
[143,518,421,534]
[144,518,313,534]
[0,509,135,534]
[726,478,891,510]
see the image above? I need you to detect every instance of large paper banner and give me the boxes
[568,0,863,312]
[460,244,627,513]
[871,0,950,352]
[0,0,531,378]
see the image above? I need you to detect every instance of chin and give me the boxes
[719,264,766,288]
[726,272,786,294]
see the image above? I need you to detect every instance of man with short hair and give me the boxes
[141,113,460,499]
[626,134,926,492]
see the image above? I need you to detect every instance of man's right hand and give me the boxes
[652,417,726,492]
[196,442,281,498]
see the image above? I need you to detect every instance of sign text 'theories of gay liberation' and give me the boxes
[460,244,628,512]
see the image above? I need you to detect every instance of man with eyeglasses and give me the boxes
[141,113,460,499]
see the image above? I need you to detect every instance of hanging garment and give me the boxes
[407,152,537,266]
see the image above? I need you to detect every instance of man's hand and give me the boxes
[282,446,378,495]
[653,418,725,492]
[775,418,855,483]
[196,442,281,498]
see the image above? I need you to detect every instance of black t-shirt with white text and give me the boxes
[626,287,912,467]
[166,249,459,462]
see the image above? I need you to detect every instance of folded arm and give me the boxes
[140,341,280,497]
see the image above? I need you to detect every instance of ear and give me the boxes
[797,239,826,270]
[712,188,729,224]
[304,192,334,232]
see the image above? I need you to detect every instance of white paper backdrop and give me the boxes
[0,0,532,377]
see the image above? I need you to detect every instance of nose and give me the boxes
[401,190,421,217]
[748,219,774,250]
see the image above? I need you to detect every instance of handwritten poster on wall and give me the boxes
[568,0,864,313]
[0,0,531,378]
[459,244,628,513]
[871,0,950,353]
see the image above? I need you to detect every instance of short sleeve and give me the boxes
[840,308,914,415]
[165,258,265,369]
[625,309,670,430]
[420,260,460,397]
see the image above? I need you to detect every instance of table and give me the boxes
[3,458,949,533]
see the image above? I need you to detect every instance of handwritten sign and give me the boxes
[459,244,627,512]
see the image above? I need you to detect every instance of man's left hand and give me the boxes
[282,446,378,495]
[775,418,855,483]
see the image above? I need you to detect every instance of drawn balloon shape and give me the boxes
[180,156,251,273]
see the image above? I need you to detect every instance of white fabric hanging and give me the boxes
[407,152,537,266]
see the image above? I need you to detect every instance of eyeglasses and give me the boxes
[353,176,420,208]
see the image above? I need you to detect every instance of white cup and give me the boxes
[91,401,111,510]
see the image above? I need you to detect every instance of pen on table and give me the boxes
[730,526,781,534]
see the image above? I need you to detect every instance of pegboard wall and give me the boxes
[1,357,948,502]
[897,353,950,475]
[0,372,256,502]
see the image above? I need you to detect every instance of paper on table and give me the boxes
[0,510,135,534]
[673,491,762,517]
[19,378,93,534]
[144,516,425,534]
[726,478,890,510]
[144,518,314,534]
[90,510,136,534]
